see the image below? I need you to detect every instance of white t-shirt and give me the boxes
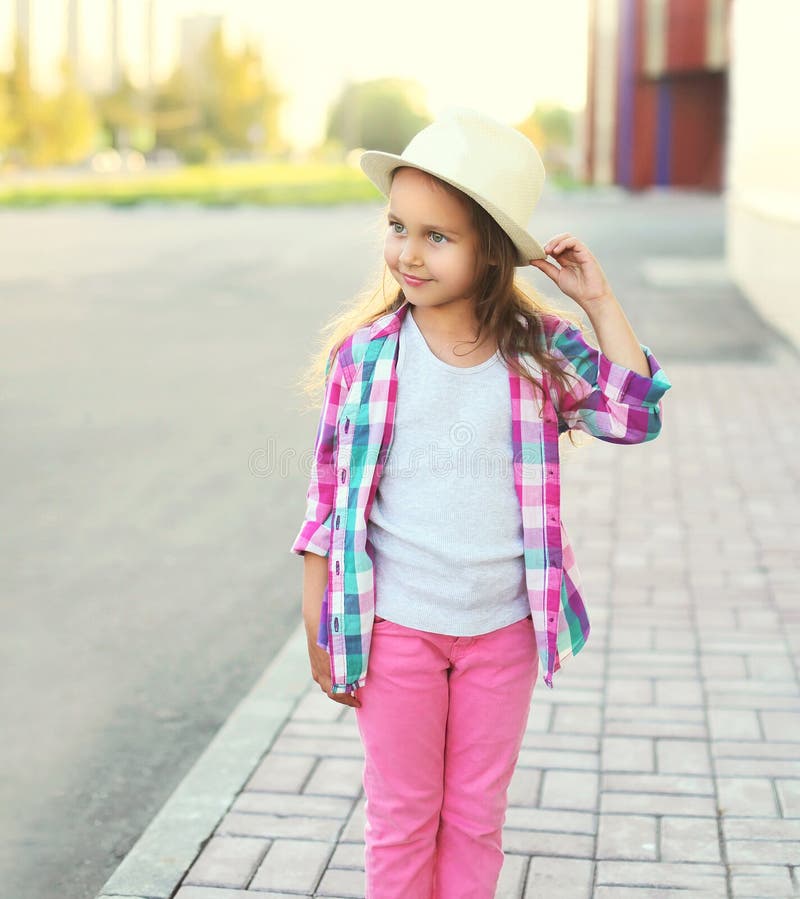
[367,308,530,635]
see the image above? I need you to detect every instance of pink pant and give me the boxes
[354,613,538,899]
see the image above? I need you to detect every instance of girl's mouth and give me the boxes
[402,274,430,287]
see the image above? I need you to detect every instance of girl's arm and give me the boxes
[302,550,361,708]
[290,344,349,557]
[530,233,654,373]
[530,234,672,445]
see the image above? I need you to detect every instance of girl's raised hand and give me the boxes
[529,234,615,311]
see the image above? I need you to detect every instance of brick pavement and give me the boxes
[149,354,800,899]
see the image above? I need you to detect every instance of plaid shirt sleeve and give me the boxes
[547,316,672,444]
[290,344,349,556]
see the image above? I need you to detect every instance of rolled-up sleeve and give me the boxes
[547,317,672,444]
[290,344,348,556]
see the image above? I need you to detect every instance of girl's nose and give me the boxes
[399,239,423,266]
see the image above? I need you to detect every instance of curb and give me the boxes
[96,623,311,899]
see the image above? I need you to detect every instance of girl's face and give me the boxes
[384,167,481,311]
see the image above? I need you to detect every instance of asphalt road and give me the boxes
[0,189,790,899]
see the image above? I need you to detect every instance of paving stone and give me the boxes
[595,860,727,893]
[594,888,722,898]
[707,708,762,740]
[601,736,654,773]
[725,838,800,865]
[716,777,780,817]
[268,733,363,758]
[292,689,346,721]
[183,835,269,889]
[503,829,595,858]
[700,655,749,678]
[713,739,800,759]
[525,700,553,732]
[540,770,599,811]
[303,757,364,798]
[316,866,365,897]
[328,840,364,869]
[596,814,657,860]
[507,767,542,805]
[723,817,800,841]
[521,732,599,752]
[656,738,712,775]
[715,757,800,777]
[517,746,598,770]
[729,864,798,898]
[605,679,654,705]
[776,779,800,817]
[760,711,800,742]
[654,678,705,706]
[704,678,799,697]
[232,791,352,818]
[283,719,362,740]
[531,686,603,706]
[601,773,715,795]
[176,888,306,899]
[250,839,333,893]
[339,797,366,842]
[524,856,594,898]
[245,752,317,793]
[660,815,722,862]
[217,811,342,841]
[551,704,602,735]
[495,852,528,898]
[600,791,717,817]
[750,655,797,679]
[504,807,596,834]
[703,691,800,711]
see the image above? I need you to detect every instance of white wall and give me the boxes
[726,0,800,349]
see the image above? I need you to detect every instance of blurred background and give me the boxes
[1,2,798,899]
[1,0,796,339]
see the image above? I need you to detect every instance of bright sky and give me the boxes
[1,0,589,150]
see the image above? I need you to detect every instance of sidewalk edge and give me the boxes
[95,622,310,899]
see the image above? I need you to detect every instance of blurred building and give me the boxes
[585,0,730,190]
[180,14,223,82]
[726,0,800,349]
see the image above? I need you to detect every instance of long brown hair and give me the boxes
[295,167,592,446]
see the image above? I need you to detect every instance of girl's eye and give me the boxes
[389,222,447,244]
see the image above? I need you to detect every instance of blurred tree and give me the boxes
[200,29,285,153]
[96,72,150,152]
[516,103,576,176]
[325,78,431,156]
[152,67,205,160]
[4,37,37,164]
[41,59,99,164]
[0,72,15,158]
[154,24,286,163]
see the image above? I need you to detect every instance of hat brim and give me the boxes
[359,150,546,266]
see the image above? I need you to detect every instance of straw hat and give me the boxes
[359,106,547,266]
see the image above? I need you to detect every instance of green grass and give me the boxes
[0,160,589,208]
[0,161,385,208]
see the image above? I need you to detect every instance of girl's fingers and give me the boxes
[530,258,561,280]
[549,238,579,256]
[543,233,572,254]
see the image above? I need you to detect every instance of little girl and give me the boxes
[291,107,672,899]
